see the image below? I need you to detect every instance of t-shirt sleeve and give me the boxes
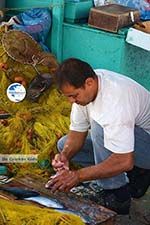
[69,103,90,132]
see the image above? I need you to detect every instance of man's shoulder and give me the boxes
[94,68,109,75]
[94,69,127,83]
[94,68,145,89]
[94,68,126,78]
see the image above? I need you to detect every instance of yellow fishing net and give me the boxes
[0,198,85,225]
[0,22,84,225]
[0,27,71,176]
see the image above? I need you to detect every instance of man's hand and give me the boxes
[45,170,80,192]
[52,152,69,171]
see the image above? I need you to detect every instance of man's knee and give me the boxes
[57,135,67,152]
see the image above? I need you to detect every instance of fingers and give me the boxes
[50,180,68,192]
[55,153,62,161]
[52,153,69,171]
[45,170,80,192]
[45,179,53,189]
[52,155,64,171]
[52,158,64,168]
[52,159,69,172]
[46,153,71,191]
[45,174,68,192]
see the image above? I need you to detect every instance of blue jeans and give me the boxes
[57,120,150,189]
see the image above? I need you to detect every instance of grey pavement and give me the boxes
[116,187,150,225]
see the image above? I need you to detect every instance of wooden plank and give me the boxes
[0,175,116,225]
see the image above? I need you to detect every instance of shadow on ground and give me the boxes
[115,187,150,225]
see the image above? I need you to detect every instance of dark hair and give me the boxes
[55,58,96,89]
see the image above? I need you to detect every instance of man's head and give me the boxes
[55,58,98,106]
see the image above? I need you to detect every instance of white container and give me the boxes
[126,28,150,51]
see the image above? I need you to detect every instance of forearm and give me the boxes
[61,130,88,160]
[78,152,134,182]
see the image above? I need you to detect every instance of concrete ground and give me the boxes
[115,187,150,225]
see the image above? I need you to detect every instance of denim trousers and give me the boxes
[57,120,150,189]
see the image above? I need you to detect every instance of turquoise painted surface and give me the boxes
[62,23,150,90]
[6,0,55,8]
[62,23,126,72]
[121,43,150,90]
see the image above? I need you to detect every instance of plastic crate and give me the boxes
[64,0,93,23]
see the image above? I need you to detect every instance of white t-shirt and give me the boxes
[70,69,150,153]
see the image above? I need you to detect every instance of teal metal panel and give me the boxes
[62,23,150,90]
[62,23,126,72]
[6,0,64,62]
[6,0,53,8]
[50,0,64,62]
[121,43,150,90]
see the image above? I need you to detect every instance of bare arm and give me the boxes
[78,151,134,182]
[61,130,88,160]
[46,151,134,192]
[51,130,88,171]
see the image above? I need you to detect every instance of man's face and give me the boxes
[61,78,98,106]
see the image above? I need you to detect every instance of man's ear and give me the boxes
[85,77,94,87]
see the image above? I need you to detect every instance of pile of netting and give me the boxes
[0,198,85,225]
[0,27,71,176]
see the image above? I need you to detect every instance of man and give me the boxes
[46,58,150,215]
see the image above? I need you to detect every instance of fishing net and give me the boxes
[0,27,71,177]
[1,29,58,73]
[0,198,85,225]
[2,30,42,64]
[1,29,60,102]
[0,28,58,77]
